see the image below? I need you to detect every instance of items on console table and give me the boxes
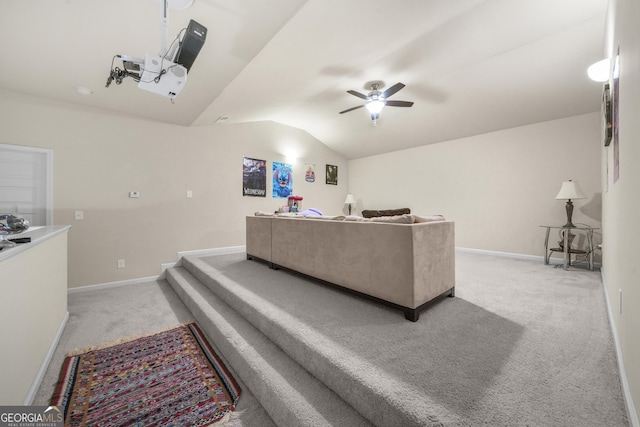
[0,214,30,249]
[277,195,304,213]
[287,195,303,213]
[540,224,598,271]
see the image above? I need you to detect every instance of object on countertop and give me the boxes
[0,214,30,248]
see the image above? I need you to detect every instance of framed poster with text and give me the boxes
[242,157,266,197]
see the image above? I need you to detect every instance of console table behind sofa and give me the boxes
[246,215,455,321]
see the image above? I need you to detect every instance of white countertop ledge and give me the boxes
[0,225,71,263]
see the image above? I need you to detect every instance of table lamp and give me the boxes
[344,193,356,215]
[555,180,586,228]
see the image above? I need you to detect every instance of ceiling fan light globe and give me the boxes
[366,100,385,114]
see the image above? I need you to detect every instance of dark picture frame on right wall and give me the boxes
[603,83,612,147]
[612,46,620,182]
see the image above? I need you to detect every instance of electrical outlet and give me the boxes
[75,210,84,220]
[117,259,125,269]
[186,190,193,198]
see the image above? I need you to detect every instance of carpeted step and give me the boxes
[181,253,455,427]
[165,265,371,427]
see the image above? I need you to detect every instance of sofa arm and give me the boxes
[246,216,273,262]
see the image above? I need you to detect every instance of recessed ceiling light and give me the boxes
[76,86,93,96]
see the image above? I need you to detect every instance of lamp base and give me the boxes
[563,200,575,229]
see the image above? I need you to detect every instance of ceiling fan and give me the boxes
[339,82,414,125]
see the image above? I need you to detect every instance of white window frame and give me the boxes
[0,143,53,225]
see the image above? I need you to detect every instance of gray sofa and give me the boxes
[246,214,455,321]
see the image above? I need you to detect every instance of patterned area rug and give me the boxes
[51,323,241,426]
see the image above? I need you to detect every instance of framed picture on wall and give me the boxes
[242,157,266,197]
[326,164,338,185]
[273,161,293,198]
[305,162,316,183]
[603,83,612,147]
[612,46,620,183]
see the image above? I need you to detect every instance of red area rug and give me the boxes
[51,323,240,426]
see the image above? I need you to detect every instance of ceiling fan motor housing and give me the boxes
[339,81,413,122]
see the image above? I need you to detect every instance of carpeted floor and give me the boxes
[33,280,275,427]
[192,250,629,426]
[35,251,629,426]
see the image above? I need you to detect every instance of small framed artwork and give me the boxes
[326,164,338,185]
[603,83,612,147]
[305,162,316,183]
[612,46,620,183]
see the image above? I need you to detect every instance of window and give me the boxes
[0,144,52,226]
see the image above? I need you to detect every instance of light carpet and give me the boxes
[34,280,275,427]
[189,250,629,426]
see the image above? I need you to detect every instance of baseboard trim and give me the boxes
[456,246,602,269]
[67,276,159,294]
[70,245,248,292]
[178,245,246,259]
[161,245,247,273]
[455,247,543,262]
[23,311,69,405]
[600,268,639,427]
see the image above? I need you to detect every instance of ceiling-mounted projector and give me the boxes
[105,0,206,100]
[175,19,206,72]
[137,54,187,98]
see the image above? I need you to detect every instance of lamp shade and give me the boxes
[555,180,586,200]
[344,193,356,205]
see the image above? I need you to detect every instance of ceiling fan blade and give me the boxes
[385,100,414,108]
[339,105,365,114]
[347,90,369,100]
[382,82,405,99]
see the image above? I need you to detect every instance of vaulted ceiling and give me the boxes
[0,0,607,159]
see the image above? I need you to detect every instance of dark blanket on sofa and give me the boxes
[361,208,411,218]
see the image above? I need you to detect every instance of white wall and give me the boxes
[348,113,602,258]
[0,89,348,287]
[602,0,640,423]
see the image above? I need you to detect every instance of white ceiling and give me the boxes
[0,0,607,159]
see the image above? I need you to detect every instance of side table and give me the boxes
[540,225,598,270]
